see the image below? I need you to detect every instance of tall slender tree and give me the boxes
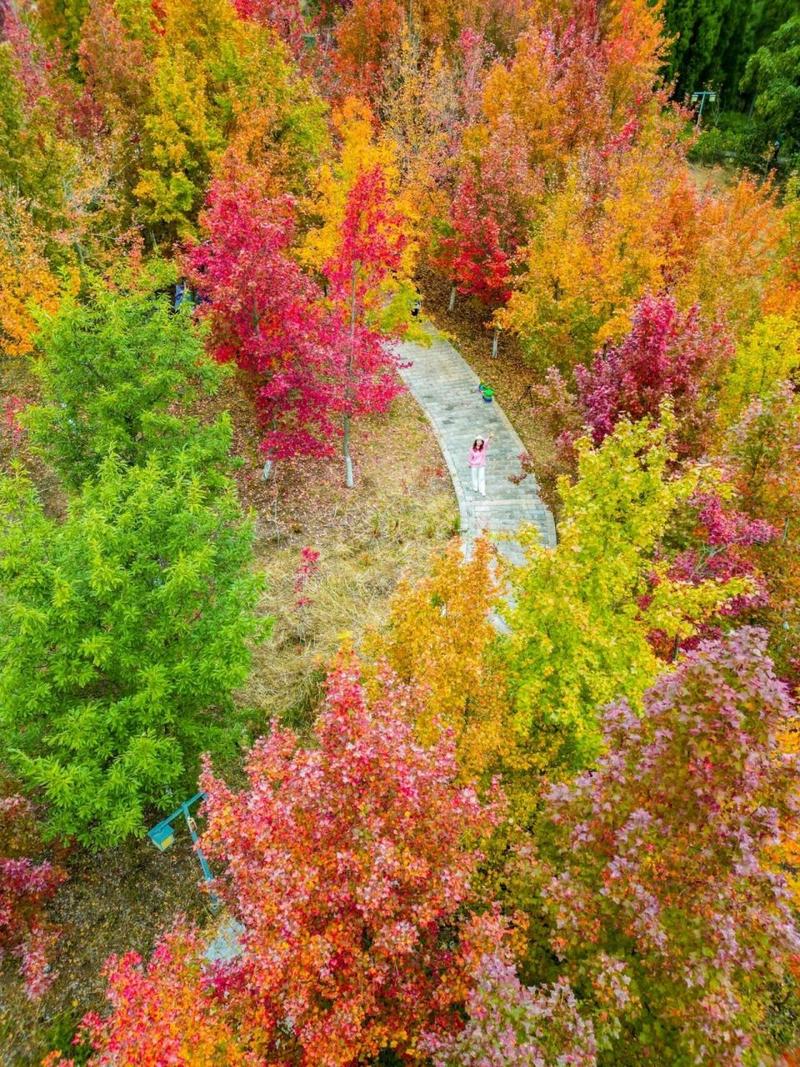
[321,165,407,485]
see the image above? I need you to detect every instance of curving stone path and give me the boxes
[394,324,556,565]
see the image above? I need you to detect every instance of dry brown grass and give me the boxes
[236,388,458,729]
[688,161,736,196]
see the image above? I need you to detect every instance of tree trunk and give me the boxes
[343,266,358,489]
[343,415,354,489]
[262,459,273,482]
[491,327,499,358]
[448,285,456,311]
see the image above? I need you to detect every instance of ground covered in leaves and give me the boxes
[0,359,456,1066]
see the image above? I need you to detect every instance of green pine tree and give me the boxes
[25,276,229,489]
[0,455,268,847]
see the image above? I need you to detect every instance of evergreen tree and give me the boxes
[0,456,267,847]
[663,0,747,100]
[25,278,228,488]
[662,0,797,106]
[742,14,800,152]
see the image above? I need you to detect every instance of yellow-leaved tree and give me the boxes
[503,414,748,772]
[497,168,597,369]
[300,96,423,335]
[499,113,696,370]
[717,315,800,430]
[365,537,580,830]
[134,42,220,241]
[379,28,460,225]
[0,194,64,357]
[132,0,327,242]
[365,537,519,783]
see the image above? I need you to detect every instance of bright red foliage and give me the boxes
[58,924,254,1066]
[439,171,513,308]
[185,180,335,459]
[574,293,730,448]
[199,648,508,1064]
[0,795,65,999]
[186,181,312,378]
[320,164,406,483]
[436,108,536,312]
[323,164,407,304]
[187,171,402,467]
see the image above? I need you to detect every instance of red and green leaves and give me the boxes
[536,629,800,1064]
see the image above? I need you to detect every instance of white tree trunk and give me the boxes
[343,268,358,489]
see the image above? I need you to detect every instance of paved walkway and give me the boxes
[205,914,244,963]
[395,325,556,564]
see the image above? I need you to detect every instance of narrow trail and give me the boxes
[394,324,557,564]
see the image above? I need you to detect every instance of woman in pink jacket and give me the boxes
[467,434,493,496]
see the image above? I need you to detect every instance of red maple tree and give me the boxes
[199,648,509,1064]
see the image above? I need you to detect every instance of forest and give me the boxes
[0,0,799,1063]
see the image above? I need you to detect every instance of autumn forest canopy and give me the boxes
[1,0,800,1063]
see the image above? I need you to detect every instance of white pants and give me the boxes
[470,465,486,495]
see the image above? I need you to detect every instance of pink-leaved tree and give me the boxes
[424,952,597,1067]
[0,794,66,999]
[535,628,800,1066]
[574,293,731,451]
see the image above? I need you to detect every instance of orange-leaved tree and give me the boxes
[44,925,255,1067]
[0,194,64,357]
[199,647,510,1064]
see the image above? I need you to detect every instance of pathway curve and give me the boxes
[395,325,556,564]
